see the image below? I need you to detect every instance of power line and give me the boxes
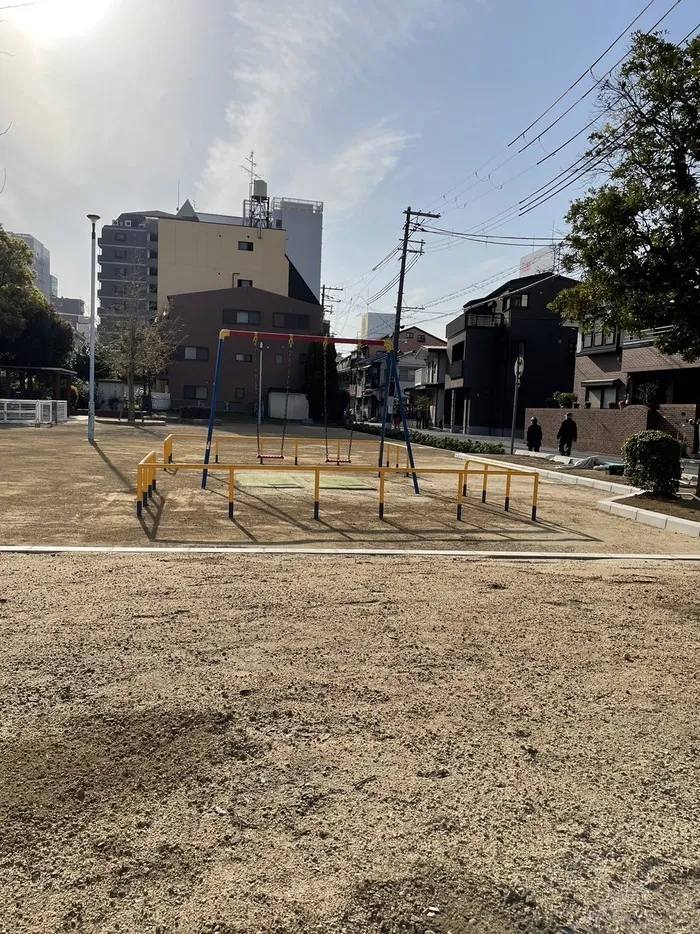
[508,0,661,145]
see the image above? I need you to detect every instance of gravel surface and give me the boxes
[1,553,699,933]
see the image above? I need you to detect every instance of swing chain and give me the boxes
[280,334,294,456]
[322,336,330,461]
[252,333,262,461]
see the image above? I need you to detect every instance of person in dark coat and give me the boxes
[526,416,543,452]
[557,412,577,456]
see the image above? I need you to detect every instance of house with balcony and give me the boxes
[444,273,579,435]
[407,345,448,427]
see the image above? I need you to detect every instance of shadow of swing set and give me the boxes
[136,329,540,523]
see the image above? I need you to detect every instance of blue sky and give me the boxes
[1,0,697,339]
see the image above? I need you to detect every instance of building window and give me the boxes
[114,266,127,277]
[275,353,284,364]
[148,301,157,312]
[272,312,309,330]
[222,309,261,325]
[148,266,158,276]
[183,346,209,361]
[114,249,126,259]
[238,241,254,251]
[183,385,207,401]
[237,279,253,288]
[582,332,593,348]
[405,331,414,339]
[115,232,126,242]
[512,294,528,308]
[113,284,125,295]
[593,330,604,347]
[604,330,616,346]
[235,353,253,362]
[235,387,245,400]
[417,333,425,342]
[148,284,157,294]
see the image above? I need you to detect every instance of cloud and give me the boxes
[199,0,442,217]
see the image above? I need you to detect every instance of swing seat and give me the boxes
[259,454,285,461]
[325,458,352,464]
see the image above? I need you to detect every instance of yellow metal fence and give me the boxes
[138,451,540,523]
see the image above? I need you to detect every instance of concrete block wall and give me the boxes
[525,405,649,456]
[651,403,699,456]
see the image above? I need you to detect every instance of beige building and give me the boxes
[156,217,289,314]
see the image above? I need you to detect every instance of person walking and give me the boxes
[557,412,577,457]
[526,416,543,452]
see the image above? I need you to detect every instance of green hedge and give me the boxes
[621,430,681,496]
[351,422,505,455]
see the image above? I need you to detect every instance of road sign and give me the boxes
[514,356,525,379]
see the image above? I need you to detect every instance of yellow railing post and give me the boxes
[463,459,469,496]
[136,465,143,518]
[482,463,489,503]
[295,439,299,465]
[379,468,386,519]
[337,439,341,462]
[532,473,539,521]
[314,468,320,520]
[215,437,220,464]
[505,470,513,512]
[228,468,235,519]
[457,470,464,521]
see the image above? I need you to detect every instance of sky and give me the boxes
[1,0,697,340]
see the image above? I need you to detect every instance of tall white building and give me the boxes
[271,198,323,301]
[360,311,394,341]
[9,232,51,299]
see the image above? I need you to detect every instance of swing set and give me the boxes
[200,329,420,493]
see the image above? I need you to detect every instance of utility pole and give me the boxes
[321,284,343,323]
[392,207,440,355]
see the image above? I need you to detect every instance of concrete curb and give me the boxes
[454,453,637,496]
[597,493,700,539]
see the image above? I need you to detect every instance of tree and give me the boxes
[0,225,39,341]
[73,343,111,382]
[302,341,344,421]
[100,257,181,422]
[551,33,700,360]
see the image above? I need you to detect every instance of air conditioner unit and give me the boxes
[124,220,132,227]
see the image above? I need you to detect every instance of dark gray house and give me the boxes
[444,273,579,435]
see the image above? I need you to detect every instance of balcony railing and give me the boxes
[448,359,463,380]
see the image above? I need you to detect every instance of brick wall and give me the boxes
[525,405,649,456]
[573,351,624,400]
[651,403,700,455]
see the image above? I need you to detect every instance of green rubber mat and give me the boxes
[319,474,376,490]
[235,472,303,489]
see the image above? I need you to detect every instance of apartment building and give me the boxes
[97,188,323,324]
[167,286,324,413]
[9,231,51,299]
[444,273,579,434]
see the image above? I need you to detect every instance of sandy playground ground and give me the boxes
[0,421,698,932]
[0,420,698,553]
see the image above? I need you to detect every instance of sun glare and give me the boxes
[8,0,111,40]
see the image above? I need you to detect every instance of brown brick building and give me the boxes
[167,286,324,413]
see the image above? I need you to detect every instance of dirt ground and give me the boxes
[0,421,697,552]
[617,493,700,522]
[1,553,699,933]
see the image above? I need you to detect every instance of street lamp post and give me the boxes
[87,213,100,443]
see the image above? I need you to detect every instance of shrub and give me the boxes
[351,422,505,455]
[622,430,681,496]
[553,391,578,408]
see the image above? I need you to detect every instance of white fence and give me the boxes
[0,399,68,425]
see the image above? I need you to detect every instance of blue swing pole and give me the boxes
[377,349,393,471]
[201,332,226,489]
[390,350,420,494]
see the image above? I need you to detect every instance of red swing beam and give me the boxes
[219,329,392,349]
